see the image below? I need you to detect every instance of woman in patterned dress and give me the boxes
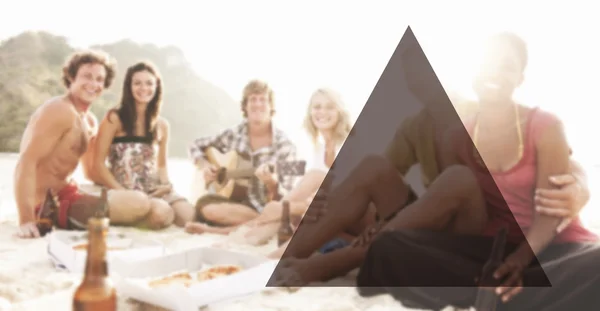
[91,61,195,228]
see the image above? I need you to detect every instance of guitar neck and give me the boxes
[224,161,303,181]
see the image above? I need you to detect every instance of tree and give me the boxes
[0,31,241,158]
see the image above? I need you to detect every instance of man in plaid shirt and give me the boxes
[187,80,298,229]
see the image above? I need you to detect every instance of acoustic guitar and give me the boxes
[203,147,306,199]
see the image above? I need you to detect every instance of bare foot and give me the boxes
[185,222,209,234]
[244,223,279,245]
[268,246,286,259]
[271,257,308,287]
[184,222,237,235]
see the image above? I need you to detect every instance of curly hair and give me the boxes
[61,49,117,89]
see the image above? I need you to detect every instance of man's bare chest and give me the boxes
[249,135,272,152]
[64,116,94,155]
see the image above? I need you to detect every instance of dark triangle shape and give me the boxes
[266,25,551,302]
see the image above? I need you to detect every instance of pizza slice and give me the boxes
[148,272,194,288]
[196,264,243,282]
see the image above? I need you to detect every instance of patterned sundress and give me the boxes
[108,135,185,204]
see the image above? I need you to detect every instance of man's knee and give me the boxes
[357,155,397,183]
[438,165,480,195]
[107,190,152,223]
[145,199,175,230]
[171,201,195,226]
[202,204,225,222]
[359,154,389,172]
[439,165,485,216]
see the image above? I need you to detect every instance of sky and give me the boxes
[1,0,600,224]
[1,0,599,163]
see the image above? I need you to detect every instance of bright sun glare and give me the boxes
[1,1,599,227]
[414,32,600,228]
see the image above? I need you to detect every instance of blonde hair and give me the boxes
[303,88,352,146]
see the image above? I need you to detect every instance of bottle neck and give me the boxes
[281,202,291,224]
[323,174,335,189]
[489,228,507,262]
[83,219,109,279]
[96,188,109,218]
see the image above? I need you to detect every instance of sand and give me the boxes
[0,154,414,311]
[1,153,599,311]
[0,215,413,311]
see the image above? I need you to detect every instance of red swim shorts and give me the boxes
[34,183,84,229]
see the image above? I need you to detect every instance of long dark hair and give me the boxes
[114,61,163,140]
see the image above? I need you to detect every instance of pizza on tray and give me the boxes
[148,264,244,288]
[148,272,194,288]
[197,264,243,281]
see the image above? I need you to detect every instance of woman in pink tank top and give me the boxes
[356,32,600,311]
[446,33,600,294]
[456,107,598,245]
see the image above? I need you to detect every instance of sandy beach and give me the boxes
[0,217,409,311]
[0,154,411,311]
[1,153,599,311]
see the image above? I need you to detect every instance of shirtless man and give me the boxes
[15,50,166,239]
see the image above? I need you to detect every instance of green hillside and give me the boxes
[0,31,242,158]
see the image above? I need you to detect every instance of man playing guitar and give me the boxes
[187,79,299,229]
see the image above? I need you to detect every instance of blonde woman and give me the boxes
[186,88,352,237]
[241,88,353,245]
